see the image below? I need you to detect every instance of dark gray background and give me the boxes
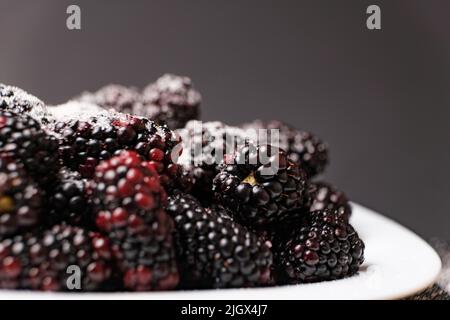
[0,0,449,239]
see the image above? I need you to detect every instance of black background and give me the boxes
[0,0,449,240]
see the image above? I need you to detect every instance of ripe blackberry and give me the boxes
[0,224,113,291]
[305,181,352,222]
[0,156,43,239]
[92,151,179,291]
[166,193,273,288]
[213,144,307,228]
[76,84,140,114]
[139,74,201,129]
[274,208,365,284]
[0,84,47,117]
[242,120,328,177]
[0,110,60,189]
[46,103,183,189]
[45,169,92,228]
[177,120,247,204]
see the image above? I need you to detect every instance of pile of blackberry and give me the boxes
[176,120,247,204]
[91,150,179,291]
[45,103,183,190]
[0,84,47,116]
[213,144,307,228]
[0,109,59,189]
[0,156,43,239]
[139,74,201,130]
[0,80,364,292]
[0,225,113,291]
[167,192,273,288]
[242,120,328,177]
[74,74,201,130]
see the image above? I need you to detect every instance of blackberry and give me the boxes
[274,208,365,284]
[213,144,307,228]
[0,156,43,239]
[0,84,47,117]
[139,74,201,129]
[305,181,352,222]
[177,120,247,204]
[166,193,273,288]
[76,84,140,114]
[46,103,183,190]
[0,225,113,291]
[45,168,92,228]
[92,151,179,291]
[242,120,328,177]
[0,110,60,189]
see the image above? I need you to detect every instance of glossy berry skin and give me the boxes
[166,193,273,289]
[273,208,364,284]
[139,74,201,129]
[46,169,92,228]
[177,120,247,204]
[92,151,179,291]
[242,120,328,178]
[0,225,113,291]
[76,84,140,114]
[48,111,183,190]
[213,144,307,228]
[0,110,59,189]
[305,181,352,222]
[0,156,43,240]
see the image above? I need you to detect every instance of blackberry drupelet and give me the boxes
[213,144,307,228]
[166,193,273,289]
[305,181,352,222]
[139,74,201,129]
[46,104,183,190]
[45,168,92,228]
[0,156,43,239]
[0,110,59,189]
[0,84,47,117]
[177,120,247,204]
[0,224,113,291]
[92,151,179,291]
[273,208,364,284]
[242,120,328,177]
[76,84,140,114]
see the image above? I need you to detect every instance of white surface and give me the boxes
[0,203,441,300]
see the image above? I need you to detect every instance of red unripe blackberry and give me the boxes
[46,104,183,190]
[0,156,43,239]
[92,151,179,291]
[166,193,273,288]
[273,208,364,284]
[213,144,307,228]
[139,74,201,129]
[242,120,328,177]
[0,225,113,291]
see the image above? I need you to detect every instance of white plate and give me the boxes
[0,203,441,300]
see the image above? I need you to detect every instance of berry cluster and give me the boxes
[167,193,273,288]
[76,74,201,130]
[0,79,364,292]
